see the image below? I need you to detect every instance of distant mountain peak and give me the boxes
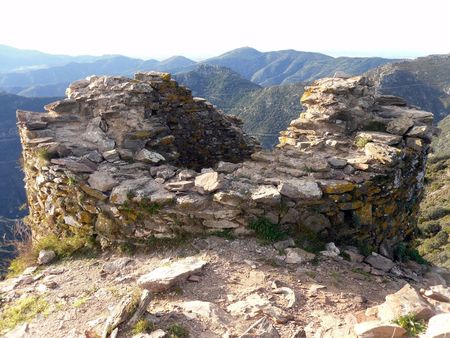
[217,47,262,58]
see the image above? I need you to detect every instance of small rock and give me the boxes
[178,169,197,180]
[102,149,120,162]
[194,171,222,193]
[138,256,208,292]
[277,179,322,200]
[425,313,450,338]
[36,283,48,293]
[216,161,241,173]
[148,329,167,338]
[239,316,280,338]
[88,171,118,192]
[37,250,56,265]
[377,283,435,322]
[166,180,194,192]
[134,149,165,164]
[227,294,289,323]
[423,285,450,303]
[307,284,326,297]
[273,238,296,251]
[344,249,364,263]
[188,275,201,282]
[320,242,340,257]
[328,158,348,169]
[353,320,406,337]
[364,253,394,272]
[22,266,38,275]
[251,185,281,205]
[181,300,232,326]
[244,260,258,269]
[370,268,386,276]
[101,257,133,274]
[42,276,58,289]
[203,219,240,229]
[424,271,447,287]
[4,323,29,338]
[284,247,315,264]
[273,287,296,308]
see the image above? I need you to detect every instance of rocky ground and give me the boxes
[1,236,449,338]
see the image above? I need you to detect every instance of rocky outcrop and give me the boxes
[17,73,433,250]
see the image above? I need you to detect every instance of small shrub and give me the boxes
[0,296,50,332]
[351,268,372,280]
[139,200,161,215]
[361,121,387,132]
[72,296,89,308]
[339,251,351,261]
[118,242,136,255]
[145,232,190,251]
[357,242,375,257]
[167,323,189,338]
[36,147,51,161]
[421,231,449,253]
[7,233,94,277]
[291,224,326,254]
[419,220,442,236]
[248,218,286,243]
[422,207,450,222]
[393,313,427,336]
[66,176,77,186]
[394,242,427,264]
[132,319,153,335]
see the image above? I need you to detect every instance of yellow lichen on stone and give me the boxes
[321,181,356,194]
[160,73,171,81]
[354,203,373,225]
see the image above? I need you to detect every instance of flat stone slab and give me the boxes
[137,257,208,292]
[377,283,435,322]
[354,320,406,337]
[364,253,394,272]
[426,313,450,337]
[278,179,322,200]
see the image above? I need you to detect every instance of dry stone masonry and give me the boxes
[17,73,434,252]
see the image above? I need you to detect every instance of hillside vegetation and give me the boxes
[203,47,396,86]
[175,65,304,148]
[418,115,450,269]
[229,83,304,148]
[368,54,450,121]
[174,64,261,109]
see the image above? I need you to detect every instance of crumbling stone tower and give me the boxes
[17,73,433,253]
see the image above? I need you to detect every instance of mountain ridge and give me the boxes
[0,45,399,96]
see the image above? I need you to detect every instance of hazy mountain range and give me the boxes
[0,45,397,96]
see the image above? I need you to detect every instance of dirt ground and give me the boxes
[0,236,440,338]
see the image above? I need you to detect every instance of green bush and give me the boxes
[394,242,427,264]
[393,313,427,336]
[167,323,189,338]
[248,217,286,243]
[418,220,442,236]
[0,296,50,332]
[421,207,450,222]
[7,233,94,277]
[421,231,449,253]
[132,319,153,335]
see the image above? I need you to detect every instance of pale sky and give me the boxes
[1,0,449,60]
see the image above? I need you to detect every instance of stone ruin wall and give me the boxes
[17,72,434,253]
